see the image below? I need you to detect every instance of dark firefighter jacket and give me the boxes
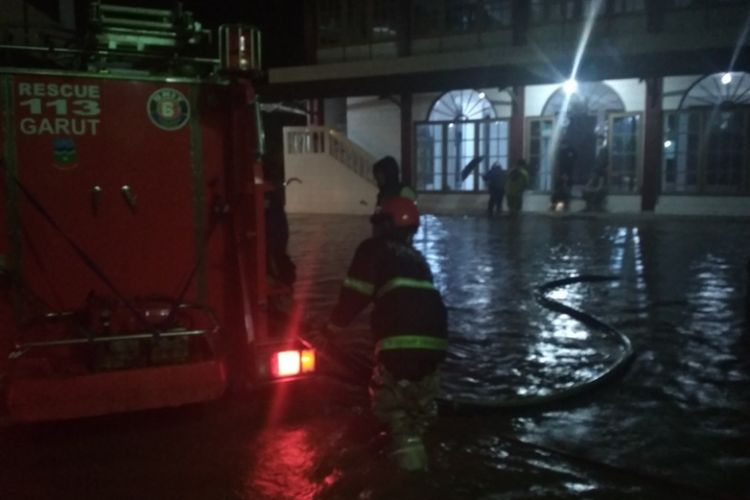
[330,236,447,380]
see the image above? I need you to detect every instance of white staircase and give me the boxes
[283,126,378,214]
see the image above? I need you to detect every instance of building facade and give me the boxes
[263,0,750,215]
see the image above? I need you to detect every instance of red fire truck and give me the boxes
[0,3,315,422]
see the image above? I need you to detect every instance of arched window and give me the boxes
[663,72,750,194]
[529,82,636,192]
[679,72,750,109]
[542,81,625,118]
[428,89,496,121]
[417,89,509,192]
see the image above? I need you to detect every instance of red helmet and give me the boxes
[377,197,420,228]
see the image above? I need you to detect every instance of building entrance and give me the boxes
[416,89,510,192]
[564,112,598,185]
[534,82,633,192]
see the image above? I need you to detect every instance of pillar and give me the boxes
[642,77,663,211]
[509,85,525,167]
[400,92,413,185]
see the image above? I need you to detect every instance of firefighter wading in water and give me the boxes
[315,197,448,472]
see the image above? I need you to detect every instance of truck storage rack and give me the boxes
[89,2,210,52]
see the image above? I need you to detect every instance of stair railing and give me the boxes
[284,126,376,185]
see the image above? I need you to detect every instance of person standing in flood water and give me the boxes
[550,139,576,211]
[483,162,507,216]
[311,197,448,472]
[505,159,530,214]
[373,156,417,208]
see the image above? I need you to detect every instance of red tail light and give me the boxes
[270,349,315,378]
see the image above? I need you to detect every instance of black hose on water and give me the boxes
[314,275,635,411]
[437,274,634,412]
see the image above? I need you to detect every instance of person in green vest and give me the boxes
[506,159,530,214]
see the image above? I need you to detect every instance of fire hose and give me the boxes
[438,274,635,411]
[315,274,635,411]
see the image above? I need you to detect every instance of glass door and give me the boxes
[525,117,554,191]
[415,119,509,192]
[608,112,642,193]
[662,110,701,193]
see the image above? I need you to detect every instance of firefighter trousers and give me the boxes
[369,364,440,470]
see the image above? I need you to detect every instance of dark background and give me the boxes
[23,0,307,67]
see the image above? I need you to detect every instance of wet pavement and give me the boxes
[1,213,749,500]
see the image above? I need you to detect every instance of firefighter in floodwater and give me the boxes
[312,197,448,472]
[372,156,417,208]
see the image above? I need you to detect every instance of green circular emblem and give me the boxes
[147,88,190,131]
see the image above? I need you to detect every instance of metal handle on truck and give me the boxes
[91,185,103,215]
[121,185,137,211]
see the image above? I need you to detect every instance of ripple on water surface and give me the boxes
[287,214,750,499]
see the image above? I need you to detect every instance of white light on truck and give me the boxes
[270,350,316,378]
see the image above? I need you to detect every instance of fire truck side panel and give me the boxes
[0,77,12,378]
[0,67,305,421]
[228,81,267,345]
[0,74,248,421]
[195,85,250,365]
[12,75,199,312]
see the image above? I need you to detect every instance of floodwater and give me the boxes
[1,213,749,500]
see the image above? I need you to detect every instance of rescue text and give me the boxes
[17,81,102,136]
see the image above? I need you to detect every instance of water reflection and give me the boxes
[286,214,750,498]
[244,428,321,500]
[2,214,748,500]
[609,226,628,273]
[414,214,449,290]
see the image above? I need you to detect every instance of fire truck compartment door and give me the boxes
[9,75,205,310]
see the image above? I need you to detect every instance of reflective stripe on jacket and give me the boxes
[329,237,447,352]
[376,335,448,353]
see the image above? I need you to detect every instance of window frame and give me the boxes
[662,109,702,193]
[661,107,750,195]
[607,111,644,194]
[414,117,511,193]
[523,116,555,192]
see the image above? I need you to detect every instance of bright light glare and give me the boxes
[274,351,301,377]
[664,140,673,148]
[563,79,578,95]
[568,0,604,84]
[548,0,603,155]
[721,72,733,85]
[478,91,486,99]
